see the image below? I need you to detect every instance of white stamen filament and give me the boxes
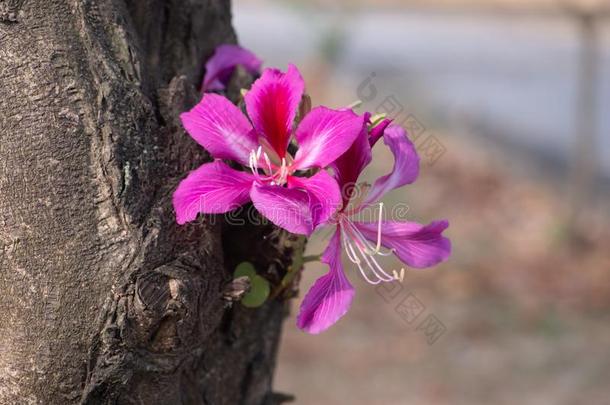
[373,203,385,253]
[349,224,395,281]
[340,215,395,285]
[281,158,289,182]
[393,268,405,283]
[342,232,382,285]
[248,149,258,178]
[263,152,273,174]
[345,204,393,257]
[248,147,264,181]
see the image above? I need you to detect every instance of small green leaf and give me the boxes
[233,262,270,308]
[234,262,256,278]
[241,275,270,308]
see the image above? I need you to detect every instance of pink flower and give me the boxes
[202,44,262,92]
[296,119,451,334]
[174,64,364,235]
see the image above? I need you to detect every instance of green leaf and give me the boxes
[241,275,270,308]
[234,262,256,279]
[233,262,270,308]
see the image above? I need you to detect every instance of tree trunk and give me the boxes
[0,1,299,404]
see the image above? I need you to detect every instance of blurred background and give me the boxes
[234,1,610,404]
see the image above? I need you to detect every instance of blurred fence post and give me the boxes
[566,9,601,234]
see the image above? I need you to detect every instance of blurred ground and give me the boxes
[276,134,610,405]
[234,1,610,404]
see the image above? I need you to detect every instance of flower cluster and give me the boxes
[174,45,451,334]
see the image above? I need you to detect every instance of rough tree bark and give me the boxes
[0,1,301,404]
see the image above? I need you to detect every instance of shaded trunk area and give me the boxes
[0,1,299,403]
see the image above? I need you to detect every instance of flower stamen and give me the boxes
[340,217,395,285]
[345,213,394,257]
[250,148,293,186]
[342,232,382,285]
[249,147,275,182]
[393,268,405,283]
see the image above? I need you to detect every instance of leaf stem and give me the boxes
[301,254,322,263]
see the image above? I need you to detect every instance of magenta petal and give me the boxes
[354,220,451,268]
[245,64,304,158]
[287,170,341,230]
[250,182,313,235]
[202,44,262,91]
[297,229,355,334]
[329,122,372,207]
[180,94,257,165]
[292,107,364,170]
[173,161,255,224]
[362,124,419,206]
